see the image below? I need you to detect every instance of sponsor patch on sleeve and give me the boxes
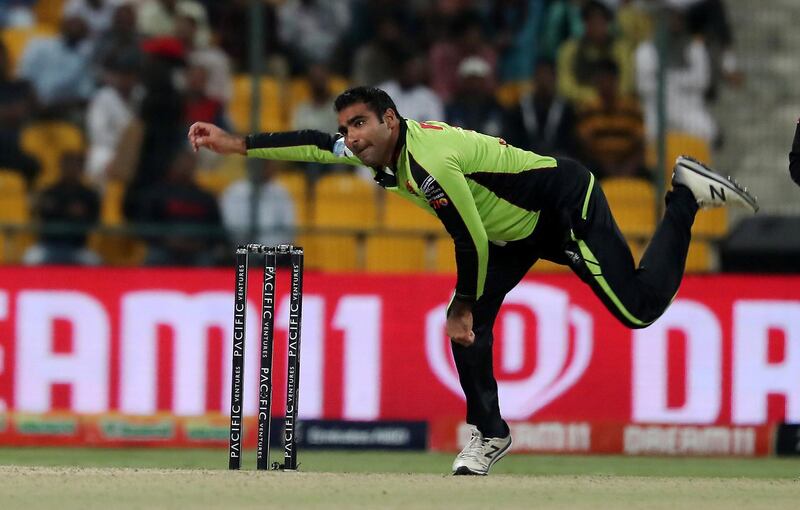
[420,176,449,210]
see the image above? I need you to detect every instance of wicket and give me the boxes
[229,243,304,471]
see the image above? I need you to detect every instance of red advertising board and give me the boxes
[0,267,798,439]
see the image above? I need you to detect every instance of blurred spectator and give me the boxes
[347,0,420,49]
[92,3,143,75]
[184,64,227,128]
[86,49,143,186]
[212,0,281,73]
[23,151,101,266]
[17,15,95,118]
[139,150,225,266]
[220,160,296,248]
[541,0,584,61]
[0,40,39,187]
[429,11,497,102]
[556,0,633,106]
[489,0,546,82]
[445,56,504,136]
[351,17,406,87]
[0,1,36,28]
[277,0,352,74]
[503,58,578,158]
[378,52,444,122]
[666,0,742,98]
[137,0,211,47]
[175,12,232,104]
[63,0,117,39]
[123,37,187,221]
[291,63,338,132]
[576,59,646,179]
[617,0,653,52]
[635,7,716,144]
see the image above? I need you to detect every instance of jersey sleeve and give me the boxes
[409,151,488,304]
[245,130,362,166]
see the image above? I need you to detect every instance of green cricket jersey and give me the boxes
[245,119,559,303]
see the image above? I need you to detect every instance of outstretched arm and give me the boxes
[188,122,362,165]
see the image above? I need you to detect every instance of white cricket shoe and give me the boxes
[451,428,512,476]
[672,155,759,213]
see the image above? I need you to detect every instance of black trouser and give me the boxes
[452,158,699,437]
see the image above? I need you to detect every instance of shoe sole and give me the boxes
[452,438,513,476]
[676,155,759,213]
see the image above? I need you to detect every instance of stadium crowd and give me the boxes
[0,0,740,267]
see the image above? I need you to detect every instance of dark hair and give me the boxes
[334,86,401,120]
[581,0,613,22]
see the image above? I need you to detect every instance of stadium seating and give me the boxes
[0,170,31,263]
[87,180,146,266]
[600,177,657,240]
[298,232,359,271]
[365,234,429,273]
[20,121,85,189]
[33,0,65,29]
[286,75,350,120]
[381,192,441,233]
[311,173,378,229]
[275,170,310,227]
[685,240,713,273]
[229,75,286,133]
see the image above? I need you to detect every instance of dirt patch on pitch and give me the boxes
[0,466,797,510]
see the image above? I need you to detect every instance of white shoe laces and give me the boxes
[459,429,491,463]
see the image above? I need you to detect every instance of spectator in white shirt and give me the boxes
[85,49,142,186]
[220,160,297,248]
[377,51,444,122]
[63,0,118,39]
[17,15,95,117]
[635,7,717,144]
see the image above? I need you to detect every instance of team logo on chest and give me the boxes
[420,176,449,210]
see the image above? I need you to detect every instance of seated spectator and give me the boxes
[17,15,95,119]
[92,2,143,73]
[429,11,497,102]
[0,40,39,187]
[137,0,211,46]
[23,152,101,266]
[668,0,743,97]
[63,0,116,39]
[617,0,654,52]
[489,0,546,82]
[503,58,578,158]
[556,0,633,106]
[635,6,717,144]
[351,17,405,87]
[123,37,187,221]
[175,12,232,104]
[86,49,143,186]
[291,63,338,132]
[139,150,225,266]
[540,0,583,61]
[220,160,296,248]
[277,0,351,74]
[445,56,504,136]
[184,64,226,128]
[378,51,444,122]
[0,1,36,28]
[576,60,646,179]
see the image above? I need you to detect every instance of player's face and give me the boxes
[337,102,396,167]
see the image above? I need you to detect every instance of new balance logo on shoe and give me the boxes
[672,155,758,213]
[484,445,501,459]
